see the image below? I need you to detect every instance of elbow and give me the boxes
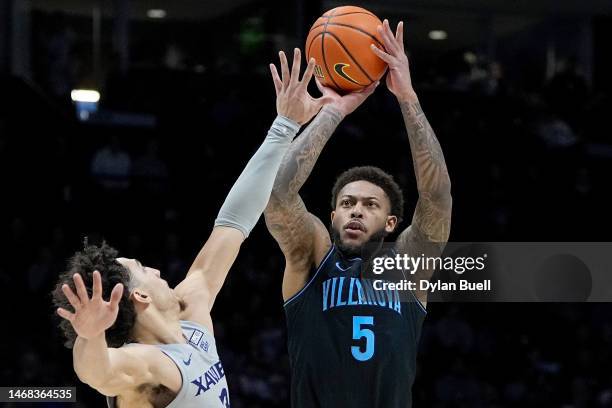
[74,366,105,389]
[269,187,283,202]
[74,366,87,384]
[269,185,293,204]
[74,360,105,386]
[73,349,112,389]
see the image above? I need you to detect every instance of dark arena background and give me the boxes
[2,0,612,407]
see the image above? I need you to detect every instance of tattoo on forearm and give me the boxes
[273,107,343,200]
[400,101,450,193]
[399,100,452,244]
[408,103,425,130]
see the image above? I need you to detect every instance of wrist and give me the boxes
[322,104,346,121]
[75,332,106,344]
[273,115,301,135]
[396,89,419,104]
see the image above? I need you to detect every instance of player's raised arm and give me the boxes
[175,48,329,318]
[372,20,452,305]
[265,78,378,301]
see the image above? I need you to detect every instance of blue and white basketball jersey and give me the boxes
[285,246,426,408]
[107,320,230,408]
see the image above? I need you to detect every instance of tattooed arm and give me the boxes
[398,98,452,245]
[396,97,452,306]
[373,20,452,306]
[265,81,379,301]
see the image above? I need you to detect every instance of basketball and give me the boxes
[305,6,387,93]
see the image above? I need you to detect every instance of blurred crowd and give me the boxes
[1,7,612,408]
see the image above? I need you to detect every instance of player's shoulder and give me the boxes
[111,343,177,377]
[103,343,181,396]
[116,341,159,355]
[92,345,159,397]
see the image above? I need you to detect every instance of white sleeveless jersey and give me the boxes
[107,320,230,407]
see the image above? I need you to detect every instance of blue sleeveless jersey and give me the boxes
[107,320,230,408]
[285,245,426,408]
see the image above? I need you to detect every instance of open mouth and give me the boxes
[344,221,366,233]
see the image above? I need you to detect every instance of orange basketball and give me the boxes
[305,6,387,93]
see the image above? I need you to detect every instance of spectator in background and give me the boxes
[90,135,131,190]
[536,114,578,149]
[164,43,187,70]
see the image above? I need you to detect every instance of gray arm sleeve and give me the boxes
[214,115,300,238]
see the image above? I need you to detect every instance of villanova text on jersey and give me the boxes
[322,276,402,314]
[285,246,427,408]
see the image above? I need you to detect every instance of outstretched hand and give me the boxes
[270,48,333,125]
[370,20,417,101]
[57,271,124,340]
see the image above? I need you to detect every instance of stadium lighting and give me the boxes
[147,9,166,19]
[70,89,100,103]
[428,30,448,40]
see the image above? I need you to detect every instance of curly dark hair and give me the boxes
[331,166,404,223]
[51,242,136,348]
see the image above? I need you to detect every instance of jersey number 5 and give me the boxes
[351,316,374,361]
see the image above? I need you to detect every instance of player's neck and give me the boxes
[132,308,184,345]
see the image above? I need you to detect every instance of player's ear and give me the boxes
[330,210,336,223]
[130,288,152,311]
[385,215,397,233]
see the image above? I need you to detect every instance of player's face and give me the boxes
[330,180,397,255]
[116,257,178,312]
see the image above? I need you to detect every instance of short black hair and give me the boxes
[331,166,404,223]
[52,242,136,348]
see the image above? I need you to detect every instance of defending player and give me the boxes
[52,49,328,408]
[264,21,452,407]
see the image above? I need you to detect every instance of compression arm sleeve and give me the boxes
[214,115,300,238]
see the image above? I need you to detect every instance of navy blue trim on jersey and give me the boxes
[284,245,336,307]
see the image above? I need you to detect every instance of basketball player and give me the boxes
[52,48,330,408]
[264,20,452,407]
